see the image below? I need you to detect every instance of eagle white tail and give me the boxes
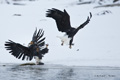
[57,35,71,45]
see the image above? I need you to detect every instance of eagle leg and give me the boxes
[61,41,64,46]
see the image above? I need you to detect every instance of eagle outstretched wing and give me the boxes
[46,8,72,32]
[77,12,92,30]
[5,40,33,60]
[32,28,45,46]
[5,29,46,61]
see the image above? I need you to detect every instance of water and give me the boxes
[0,63,120,80]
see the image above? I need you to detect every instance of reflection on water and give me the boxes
[57,68,76,80]
[0,64,120,80]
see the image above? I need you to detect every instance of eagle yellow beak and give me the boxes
[30,41,34,45]
[46,44,49,48]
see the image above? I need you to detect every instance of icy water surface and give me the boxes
[0,63,120,80]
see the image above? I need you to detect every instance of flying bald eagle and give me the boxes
[46,8,92,48]
[5,29,49,65]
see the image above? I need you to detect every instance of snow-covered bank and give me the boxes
[0,0,120,67]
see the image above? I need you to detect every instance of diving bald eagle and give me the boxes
[5,29,49,65]
[46,8,92,48]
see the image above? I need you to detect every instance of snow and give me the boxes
[0,0,120,67]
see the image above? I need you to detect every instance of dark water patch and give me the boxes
[13,3,26,5]
[0,64,120,80]
[94,3,120,8]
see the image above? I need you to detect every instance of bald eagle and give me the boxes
[5,29,49,65]
[46,8,92,48]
